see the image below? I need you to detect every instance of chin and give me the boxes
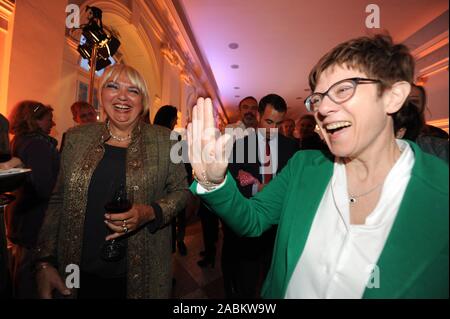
[327,143,355,158]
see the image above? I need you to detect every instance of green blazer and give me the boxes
[191,141,448,298]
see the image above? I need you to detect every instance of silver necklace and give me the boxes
[107,121,131,142]
[349,183,383,204]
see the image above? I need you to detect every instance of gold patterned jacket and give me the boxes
[34,121,188,298]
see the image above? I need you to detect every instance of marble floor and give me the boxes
[171,216,225,299]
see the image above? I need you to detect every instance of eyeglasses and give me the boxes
[304,77,381,112]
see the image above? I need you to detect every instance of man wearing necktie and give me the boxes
[223,94,298,298]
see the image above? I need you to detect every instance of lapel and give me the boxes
[363,142,449,298]
[283,151,334,290]
[61,123,108,266]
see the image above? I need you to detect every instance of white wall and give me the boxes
[6,0,68,140]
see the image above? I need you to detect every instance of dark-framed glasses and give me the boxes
[304,77,381,112]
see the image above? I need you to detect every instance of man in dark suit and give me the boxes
[222,94,298,298]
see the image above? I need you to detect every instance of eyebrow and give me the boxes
[105,81,140,90]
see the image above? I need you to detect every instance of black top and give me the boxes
[415,135,449,163]
[7,132,60,248]
[80,144,128,278]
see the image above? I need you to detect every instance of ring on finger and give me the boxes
[122,219,127,227]
[123,226,128,233]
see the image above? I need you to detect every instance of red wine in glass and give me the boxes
[101,184,131,262]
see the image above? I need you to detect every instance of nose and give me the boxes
[117,86,129,100]
[316,95,340,117]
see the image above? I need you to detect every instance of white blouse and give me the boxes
[285,139,414,298]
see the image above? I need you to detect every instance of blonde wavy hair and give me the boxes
[98,64,150,115]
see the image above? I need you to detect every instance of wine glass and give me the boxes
[101,183,132,262]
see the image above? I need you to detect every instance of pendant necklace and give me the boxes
[349,183,383,204]
[107,120,131,142]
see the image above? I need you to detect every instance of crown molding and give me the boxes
[411,31,449,60]
[416,57,448,81]
[0,0,14,32]
[0,0,14,18]
[149,0,229,122]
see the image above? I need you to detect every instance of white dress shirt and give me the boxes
[285,139,414,298]
[226,120,255,140]
[252,129,279,194]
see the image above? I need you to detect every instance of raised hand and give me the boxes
[187,97,233,187]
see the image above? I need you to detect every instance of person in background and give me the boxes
[422,125,449,140]
[188,34,448,299]
[226,96,259,140]
[71,101,97,125]
[279,118,299,143]
[394,84,448,162]
[60,102,97,152]
[297,114,327,150]
[0,113,23,169]
[0,113,10,159]
[33,64,188,299]
[153,105,188,256]
[6,101,60,298]
[224,94,298,298]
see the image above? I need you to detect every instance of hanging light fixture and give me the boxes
[75,6,121,104]
[76,6,120,71]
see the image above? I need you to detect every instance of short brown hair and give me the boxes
[70,101,95,118]
[9,100,53,136]
[308,34,415,94]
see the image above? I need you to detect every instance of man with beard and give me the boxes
[226,96,258,140]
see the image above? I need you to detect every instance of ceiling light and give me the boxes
[76,6,120,71]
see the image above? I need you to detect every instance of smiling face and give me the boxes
[239,98,258,128]
[313,65,395,159]
[101,71,143,133]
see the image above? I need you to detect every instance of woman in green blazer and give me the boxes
[187,34,448,299]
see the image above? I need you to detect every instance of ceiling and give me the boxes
[177,0,448,123]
